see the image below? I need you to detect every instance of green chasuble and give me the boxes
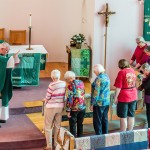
[0,55,13,107]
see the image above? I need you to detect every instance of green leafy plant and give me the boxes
[71,34,86,44]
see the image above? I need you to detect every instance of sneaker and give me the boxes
[0,120,6,123]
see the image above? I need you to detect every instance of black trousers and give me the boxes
[69,109,85,137]
[93,105,109,135]
[146,103,150,128]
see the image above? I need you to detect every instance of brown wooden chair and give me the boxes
[0,28,5,40]
[9,30,26,45]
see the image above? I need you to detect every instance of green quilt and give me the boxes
[10,53,41,87]
[71,48,90,77]
[143,0,150,41]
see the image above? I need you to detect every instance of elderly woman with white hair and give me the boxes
[138,63,150,128]
[90,64,110,135]
[130,36,148,69]
[64,71,86,137]
[43,69,66,150]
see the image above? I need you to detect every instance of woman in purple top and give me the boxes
[144,45,150,65]
[138,63,150,128]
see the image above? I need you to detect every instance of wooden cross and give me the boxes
[98,3,116,27]
[98,3,116,69]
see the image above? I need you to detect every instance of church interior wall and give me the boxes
[0,0,147,89]
[0,0,84,62]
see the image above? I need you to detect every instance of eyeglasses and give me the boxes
[136,41,142,45]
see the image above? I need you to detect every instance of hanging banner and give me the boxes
[143,0,150,41]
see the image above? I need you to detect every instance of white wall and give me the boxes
[81,0,95,78]
[92,0,144,88]
[0,0,84,62]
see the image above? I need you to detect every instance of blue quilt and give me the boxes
[75,129,149,150]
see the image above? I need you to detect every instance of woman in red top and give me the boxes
[130,36,148,69]
[114,59,137,131]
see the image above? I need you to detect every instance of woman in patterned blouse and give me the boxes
[90,64,110,135]
[64,71,86,137]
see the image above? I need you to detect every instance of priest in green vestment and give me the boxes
[0,43,20,124]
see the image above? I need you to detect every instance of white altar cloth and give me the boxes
[8,45,48,87]
[9,45,48,54]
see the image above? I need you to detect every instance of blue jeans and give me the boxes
[93,105,109,135]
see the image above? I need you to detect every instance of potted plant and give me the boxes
[71,34,86,49]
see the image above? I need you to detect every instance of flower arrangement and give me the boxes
[71,34,86,44]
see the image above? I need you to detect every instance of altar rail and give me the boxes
[61,91,144,122]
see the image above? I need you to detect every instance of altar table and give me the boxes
[8,45,48,87]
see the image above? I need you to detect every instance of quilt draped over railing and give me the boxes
[75,129,148,150]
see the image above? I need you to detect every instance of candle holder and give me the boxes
[26,26,33,50]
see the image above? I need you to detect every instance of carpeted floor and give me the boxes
[0,114,46,150]
[0,78,51,149]
[26,109,147,134]
[9,78,51,108]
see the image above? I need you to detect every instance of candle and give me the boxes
[29,13,32,27]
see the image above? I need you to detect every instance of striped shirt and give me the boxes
[45,80,66,108]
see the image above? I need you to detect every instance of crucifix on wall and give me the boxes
[98,3,116,69]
